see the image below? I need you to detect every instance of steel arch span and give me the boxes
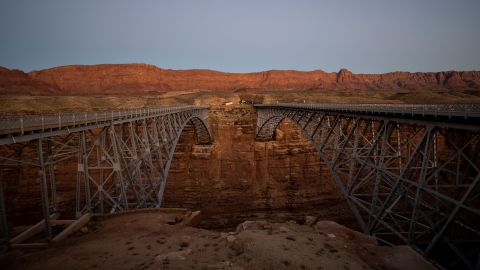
[255,103,480,270]
[0,106,212,244]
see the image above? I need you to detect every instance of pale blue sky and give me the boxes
[0,0,479,73]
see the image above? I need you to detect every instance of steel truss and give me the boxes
[255,104,480,270]
[0,106,211,246]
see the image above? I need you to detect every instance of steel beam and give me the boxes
[254,104,480,270]
[0,106,212,246]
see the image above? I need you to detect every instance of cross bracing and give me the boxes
[255,103,480,270]
[0,106,212,246]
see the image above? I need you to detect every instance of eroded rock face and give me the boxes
[163,105,355,229]
[1,64,479,95]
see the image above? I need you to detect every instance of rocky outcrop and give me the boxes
[0,64,479,95]
[0,212,436,270]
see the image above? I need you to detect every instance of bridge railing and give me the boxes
[0,105,208,136]
[255,103,480,119]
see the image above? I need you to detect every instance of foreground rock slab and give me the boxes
[0,212,435,270]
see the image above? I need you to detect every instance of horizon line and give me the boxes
[2,62,479,75]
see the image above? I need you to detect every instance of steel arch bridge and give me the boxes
[255,103,480,269]
[0,106,211,245]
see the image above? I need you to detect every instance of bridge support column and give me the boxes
[76,131,93,217]
[109,125,129,212]
[141,119,161,207]
[46,140,58,213]
[97,131,106,214]
[37,139,52,241]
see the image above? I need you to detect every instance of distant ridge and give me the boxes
[1,64,479,95]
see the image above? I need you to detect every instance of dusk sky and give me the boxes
[1,0,479,73]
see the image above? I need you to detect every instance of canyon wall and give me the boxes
[163,105,354,229]
[0,67,59,95]
[1,64,480,95]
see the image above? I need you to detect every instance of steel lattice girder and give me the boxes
[0,106,212,245]
[254,104,480,270]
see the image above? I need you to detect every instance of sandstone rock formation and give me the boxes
[0,67,58,95]
[1,64,479,95]
[163,105,354,229]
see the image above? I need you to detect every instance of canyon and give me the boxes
[1,64,477,269]
[164,105,354,229]
[1,64,480,96]
[1,105,354,230]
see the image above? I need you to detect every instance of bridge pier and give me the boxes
[37,139,53,241]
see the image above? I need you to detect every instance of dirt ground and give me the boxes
[0,211,435,270]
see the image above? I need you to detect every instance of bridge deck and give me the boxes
[255,103,480,122]
[0,106,208,145]
[254,103,480,269]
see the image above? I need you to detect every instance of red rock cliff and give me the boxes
[1,64,479,95]
[163,105,354,229]
[0,67,59,95]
